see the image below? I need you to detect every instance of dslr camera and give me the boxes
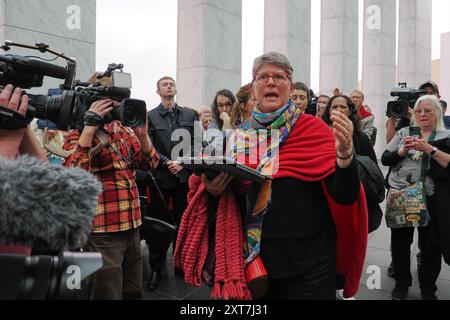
[386,82,426,119]
[0,41,147,131]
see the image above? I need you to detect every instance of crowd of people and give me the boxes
[1,51,450,301]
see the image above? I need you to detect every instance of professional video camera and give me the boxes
[0,41,147,131]
[386,83,426,119]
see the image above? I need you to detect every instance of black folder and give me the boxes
[177,156,271,184]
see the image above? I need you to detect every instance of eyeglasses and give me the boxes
[217,103,232,108]
[292,95,307,101]
[254,73,289,86]
[414,109,434,115]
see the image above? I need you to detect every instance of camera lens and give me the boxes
[119,99,147,128]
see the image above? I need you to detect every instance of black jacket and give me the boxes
[354,130,383,233]
[429,138,450,265]
[148,104,198,188]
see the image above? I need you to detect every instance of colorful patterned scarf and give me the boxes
[227,100,302,265]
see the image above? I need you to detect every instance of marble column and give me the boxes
[177,0,242,109]
[398,0,432,88]
[320,0,358,96]
[0,0,96,94]
[264,0,311,85]
[441,32,450,105]
[362,0,396,156]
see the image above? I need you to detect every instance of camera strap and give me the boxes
[0,106,33,130]
[83,111,106,127]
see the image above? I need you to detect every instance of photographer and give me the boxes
[63,73,159,300]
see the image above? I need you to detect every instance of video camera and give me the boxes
[0,41,147,131]
[0,251,102,300]
[386,83,426,119]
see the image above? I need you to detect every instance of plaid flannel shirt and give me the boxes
[63,123,159,233]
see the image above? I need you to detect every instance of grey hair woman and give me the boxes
[382,94,450,300]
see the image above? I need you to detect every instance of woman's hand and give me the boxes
[398,136,415,157]
[330,111,354,168]
[220,111,231,123]
[330,111,354,155]
[201,172,233,198]
[410,138,434,154]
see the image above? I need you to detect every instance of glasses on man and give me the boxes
[255,73,289,86]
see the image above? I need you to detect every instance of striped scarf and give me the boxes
[227,100,302,265]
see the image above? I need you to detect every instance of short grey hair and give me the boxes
[412,95,446,131]
[252,52,294,82]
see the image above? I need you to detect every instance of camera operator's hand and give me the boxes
[78,99,115,148]
[0,85,29,158]
[88,99,114,126]
[406,107,414,120]
[132,112,148,138]
[0,84,28,117]
[132,115,155,155]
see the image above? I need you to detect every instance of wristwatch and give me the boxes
[430,147,438,156]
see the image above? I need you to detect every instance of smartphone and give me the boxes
[409,126,421,138]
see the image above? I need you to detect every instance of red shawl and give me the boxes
[245,114,368,298]
[175,114,368,299]
[274,115,368,298]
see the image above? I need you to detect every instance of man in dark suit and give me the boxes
[145,76,198,290]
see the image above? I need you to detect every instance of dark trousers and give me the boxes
[85,228,143,300]
[148,183,189,271]
[262,264,336,300]
[391,198,442,294]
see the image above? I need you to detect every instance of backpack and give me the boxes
[356,155,386,204]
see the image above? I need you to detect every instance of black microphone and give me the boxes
[0,55,67,79]
[0,156,102,251]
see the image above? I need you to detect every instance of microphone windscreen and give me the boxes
[0,156,102,250]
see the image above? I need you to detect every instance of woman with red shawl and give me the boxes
[174,52,368,300]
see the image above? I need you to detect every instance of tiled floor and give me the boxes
[142,222,450,301]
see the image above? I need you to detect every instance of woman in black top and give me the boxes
[323,95,383,233]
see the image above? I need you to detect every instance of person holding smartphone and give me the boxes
[381,95,450,300]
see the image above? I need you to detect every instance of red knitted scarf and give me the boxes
[173,175,252,300]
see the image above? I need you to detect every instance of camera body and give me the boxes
[387,83,426,119]
[0,42,147,131]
